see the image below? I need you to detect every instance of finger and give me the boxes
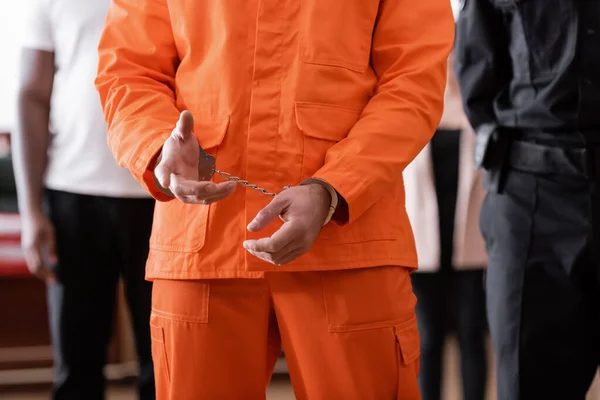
[248,196,289,232]
[170,175,234,198]
[24,249,42,278]
[177,192,234,205]
[243,222,299,253]
[25,245,42,270]
[172,192,191,204]
[170,174,215,196]
[25,247,56,283]
[39,265,57,284]
[196,183,238,204]
[173,187,237,205]
[269,242,299,265]
[172,192,206,204]
[275,249,305,266]
[246,249,276,265]
[243,235,299,266]
[174,195,213,205]
[174,110,195,140]
[195,192,236,205]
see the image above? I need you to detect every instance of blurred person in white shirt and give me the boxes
[11,1,155,398]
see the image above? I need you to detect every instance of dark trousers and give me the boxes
[46,190,156,400]
[482,169,600,400]
[412,129,488,400]
[412,271,488,400]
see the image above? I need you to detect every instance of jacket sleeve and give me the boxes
[454,0,511,131]
[95,0,180,201]
[313,0,454,224]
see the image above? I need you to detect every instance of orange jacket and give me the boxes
[95,0,454,280]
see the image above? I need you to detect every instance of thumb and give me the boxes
[248,197,288,232]
[174,110,194,140]
[154,160,172,189]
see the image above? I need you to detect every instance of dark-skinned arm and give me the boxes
[11,48,57,282]
[12,49,54,215]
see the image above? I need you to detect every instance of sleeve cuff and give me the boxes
[313,161,373,224]
[130,133,174,202]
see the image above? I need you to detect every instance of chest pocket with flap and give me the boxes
[299,0,381,73]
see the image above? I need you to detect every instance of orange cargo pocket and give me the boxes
[394,319,421,400]
[322,267,416,332]
[150,201,210,252]
[150,317,171,385]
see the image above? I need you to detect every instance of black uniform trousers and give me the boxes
[46,189,156,400]
[482,168,600,400]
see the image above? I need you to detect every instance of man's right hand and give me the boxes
[154,111,237,205]
[20,211,57,283]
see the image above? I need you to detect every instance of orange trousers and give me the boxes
[149,266,420,399]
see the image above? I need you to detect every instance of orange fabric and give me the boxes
[95,0,454,279]
[149,266,420,399]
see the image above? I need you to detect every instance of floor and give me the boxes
[3,337,600,399]
[2,376,295,400]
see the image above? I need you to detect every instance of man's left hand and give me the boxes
[243,184,331,266]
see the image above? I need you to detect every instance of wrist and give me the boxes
[308,182,331,204]
[20,206,46,222]
[19,198,44,216]
[300,178,338,225]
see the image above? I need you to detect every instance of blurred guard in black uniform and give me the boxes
[455,1,600,399]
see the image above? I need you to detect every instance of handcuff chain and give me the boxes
[215,170,281,197]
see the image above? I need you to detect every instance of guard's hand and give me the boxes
[20,210,58,284]
[154,111,237,205]
[243,184,331,265]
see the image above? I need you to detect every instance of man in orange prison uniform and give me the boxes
[95,1,454,398]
